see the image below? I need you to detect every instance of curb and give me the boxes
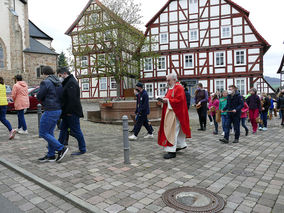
[0,158,106,213]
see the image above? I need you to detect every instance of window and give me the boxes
[189,30,198,41]
[184,54,194,68]
[190,0,197,3]
[160,33,168,44]
[235,50,246,65]
[159,83,167,97]
[236,79,245,95]
[189,0,198,13]
[144,58,153,71]
[36,65,44,78]
[158,57,166,70]
[90,13,98,24]
[0,44,4,68]
[215,80,225,92]
[82,83,89,91]
[100,77,107,90]
[98,54,105,65]
[81,56,88,67]
[215,52,225,67]
[110,77,117,89]
[145,83,153,97]
[221,26,231,38]
[105,30,112,41]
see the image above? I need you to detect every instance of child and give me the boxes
[219,90,228,136]
[209,93,219,135]
[241,100,249,136]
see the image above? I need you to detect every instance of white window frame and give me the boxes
[104,30,112,41]
[215,79,225,92]
[184,54,194,68]
[160,33,168,44]
[82,83,89,92]
[235,50,246,66]
[144,58,153,71]
[189,30,199,41]
[221,26,231,38]
[158,83,167,97]
[100,77,107,90]
[235,79,246,95]
[190,0,198,3]
[81,56,88,68]
[110,77,117,90]
[215,51,226,67]
[145,83,154,98]
[157,56,166,70]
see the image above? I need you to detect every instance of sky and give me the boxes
[28,0,284,78]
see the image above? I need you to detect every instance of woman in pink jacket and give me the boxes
[209,93,220,135]
[12,75,29,134]
[241,99,249,136]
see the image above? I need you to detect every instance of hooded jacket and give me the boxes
[12,81,30,110]
[37,75,63,111]
[223,91,244,115]
[0,84,8,106]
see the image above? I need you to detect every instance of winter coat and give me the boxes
[246,94,261,111]
[135,89,150,115]
[61,74,83,118]
[219,97,227,115]
[37,75,63,111]
[241,102,249,118]
[0,84,8,106]
[12,81,29,110]
[223,91,244,115]
[209,99,219,116]
[261,97,270,112]
[277,94,284,110]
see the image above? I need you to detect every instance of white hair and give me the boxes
[167,73,178,81]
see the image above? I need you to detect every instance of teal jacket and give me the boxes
[219,97,228,115]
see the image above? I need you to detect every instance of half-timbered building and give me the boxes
[277,54,284,89]
[140,0,273,98]
[65,0,144,99]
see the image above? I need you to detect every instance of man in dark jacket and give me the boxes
[194,83,208,131]
[129,82,154,140]
[37,66,69,162]
[57,67,86,155]
[220,85,244,144]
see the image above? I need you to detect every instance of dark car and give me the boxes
[7,87,41,113]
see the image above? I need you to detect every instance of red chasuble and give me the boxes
[158,82,191,147]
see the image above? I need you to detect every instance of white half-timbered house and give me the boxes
[277,54,284,89]
[141,0,274,98]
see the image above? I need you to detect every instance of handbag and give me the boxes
[216,110,221,123]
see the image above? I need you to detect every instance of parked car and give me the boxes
[7,86,41,113]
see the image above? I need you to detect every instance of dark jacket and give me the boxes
[277,94,284,109]
[195,89,208,105]
[223,91,244,115]
[61,74,83,117]
[185,89,191,109]
[135,89,150,115]
[247,94,261,111]
[37,75,62,111]
[261,97,270,112]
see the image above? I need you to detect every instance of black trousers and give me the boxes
[197,104,207,128]
[134,114,153,136]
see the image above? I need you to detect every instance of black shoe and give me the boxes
[163,152,176,159]
[56,147,69,162]
[245,130,249,136]
[198,128,204,131]
[176,146,187,152]
[219,138,229,144]
[38,155,56,163]
[213,131,218,135]
[233,139,239,143]
[71,151,86,156]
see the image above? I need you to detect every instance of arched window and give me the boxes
[0,44,4,68]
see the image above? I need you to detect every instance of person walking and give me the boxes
[241,99,249,136]
[182,82,191,110]
[208,93,219,135]
[219,90,228,136]
[247,88,261,134]
[277,89,284,126]
[268,95,274,120]
[259,93,270,131]
[57,67,87,155]
[11,75,29,134]
[158,73,191,159]
[0,77,16,140]
[194,83,208,131]
[129,82,154,140]
[37,66,69,162]
[219,85,244,144]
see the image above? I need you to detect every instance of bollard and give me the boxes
[37,104,42,138]
[122,115,130,164]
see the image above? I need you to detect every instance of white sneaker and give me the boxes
[221,132,224,136]
[262,127,267,131]
[144,134,154,139]
[16,128,22,132]
[210,122,213,126]
[259,127,263,131]
[18,130,28,135]
[128,135,137,140]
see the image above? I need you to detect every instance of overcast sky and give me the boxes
[28,0,284,78]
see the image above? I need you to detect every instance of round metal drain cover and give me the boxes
[162,187,226,212]
[231,169,254,177]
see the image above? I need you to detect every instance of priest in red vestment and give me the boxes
[158,73,191,159]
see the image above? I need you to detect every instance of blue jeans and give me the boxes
[241,118,249,132]
[221,114,228,133]
[17,109,27,130]
[0,106,12,132]
[39,110,64,157]
[59,114,86,152]
[224,113,241,140]
[212,114,218,133]
[260,111,268,128]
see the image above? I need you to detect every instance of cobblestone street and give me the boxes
[0,105,283,213]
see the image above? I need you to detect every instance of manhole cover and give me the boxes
[231,170,254,177]
[162,187,226,212]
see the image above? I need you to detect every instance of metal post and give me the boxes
[122,115,130,164]
[37,104,42,138]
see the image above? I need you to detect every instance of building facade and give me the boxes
[0,0,58,87]
[141,0,274,98]
[277,54,284,90]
